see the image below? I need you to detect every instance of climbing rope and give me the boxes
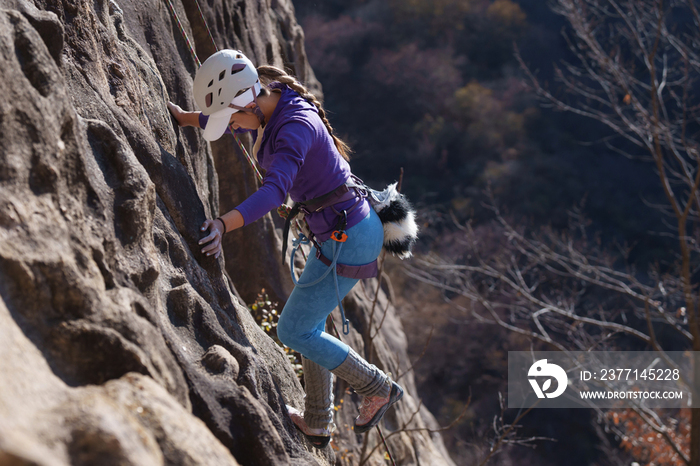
[164,1,395,462]
[192,0,218,52]
[164,0,201,67]
[377,426,397,466]
[290,235,350,334]
[190,0,265,182]
[164,0,263,183]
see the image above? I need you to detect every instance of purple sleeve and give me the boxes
[198,113,249,135]
[198,113,229,133]
[235,122,313,225]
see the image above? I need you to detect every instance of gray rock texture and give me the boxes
[0,0,454,464]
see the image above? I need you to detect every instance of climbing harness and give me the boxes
[281,175,366,258]
[282,173,418,337]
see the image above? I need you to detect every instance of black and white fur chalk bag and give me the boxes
[365,183,419,259]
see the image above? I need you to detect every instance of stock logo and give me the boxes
[528,359,568,399]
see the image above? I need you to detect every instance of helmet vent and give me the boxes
[231,63,246,75]
[195,50,258,116]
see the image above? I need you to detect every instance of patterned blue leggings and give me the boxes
[276,209,384,370]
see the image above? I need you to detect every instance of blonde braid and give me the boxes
[257,65,351,161]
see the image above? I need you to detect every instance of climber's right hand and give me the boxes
[167,101,186,126]
[199,219,224,259]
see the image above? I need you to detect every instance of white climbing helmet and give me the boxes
[193,49,262,141]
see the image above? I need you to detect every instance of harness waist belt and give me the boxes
[301,184,352,213]
[282,176,367,261]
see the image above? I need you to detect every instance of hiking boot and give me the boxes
[286,405,333,448]
[329,348,405,433]
[354,381,404,434]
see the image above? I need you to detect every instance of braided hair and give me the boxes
[257,65,351,161]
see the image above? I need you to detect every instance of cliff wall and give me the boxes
[0,1,453,464]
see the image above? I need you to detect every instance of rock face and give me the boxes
[0,0,453,465]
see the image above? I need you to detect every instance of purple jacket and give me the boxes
[201,83,369,242]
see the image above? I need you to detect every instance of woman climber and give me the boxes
[168,49,403,448]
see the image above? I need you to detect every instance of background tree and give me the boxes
[410,0,700,464]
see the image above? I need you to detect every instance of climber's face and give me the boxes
[228,102,262,130]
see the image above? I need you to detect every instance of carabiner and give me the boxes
[330,230,348,242]
[330,210,348,242]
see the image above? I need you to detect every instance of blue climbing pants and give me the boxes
[277,208,384,370]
